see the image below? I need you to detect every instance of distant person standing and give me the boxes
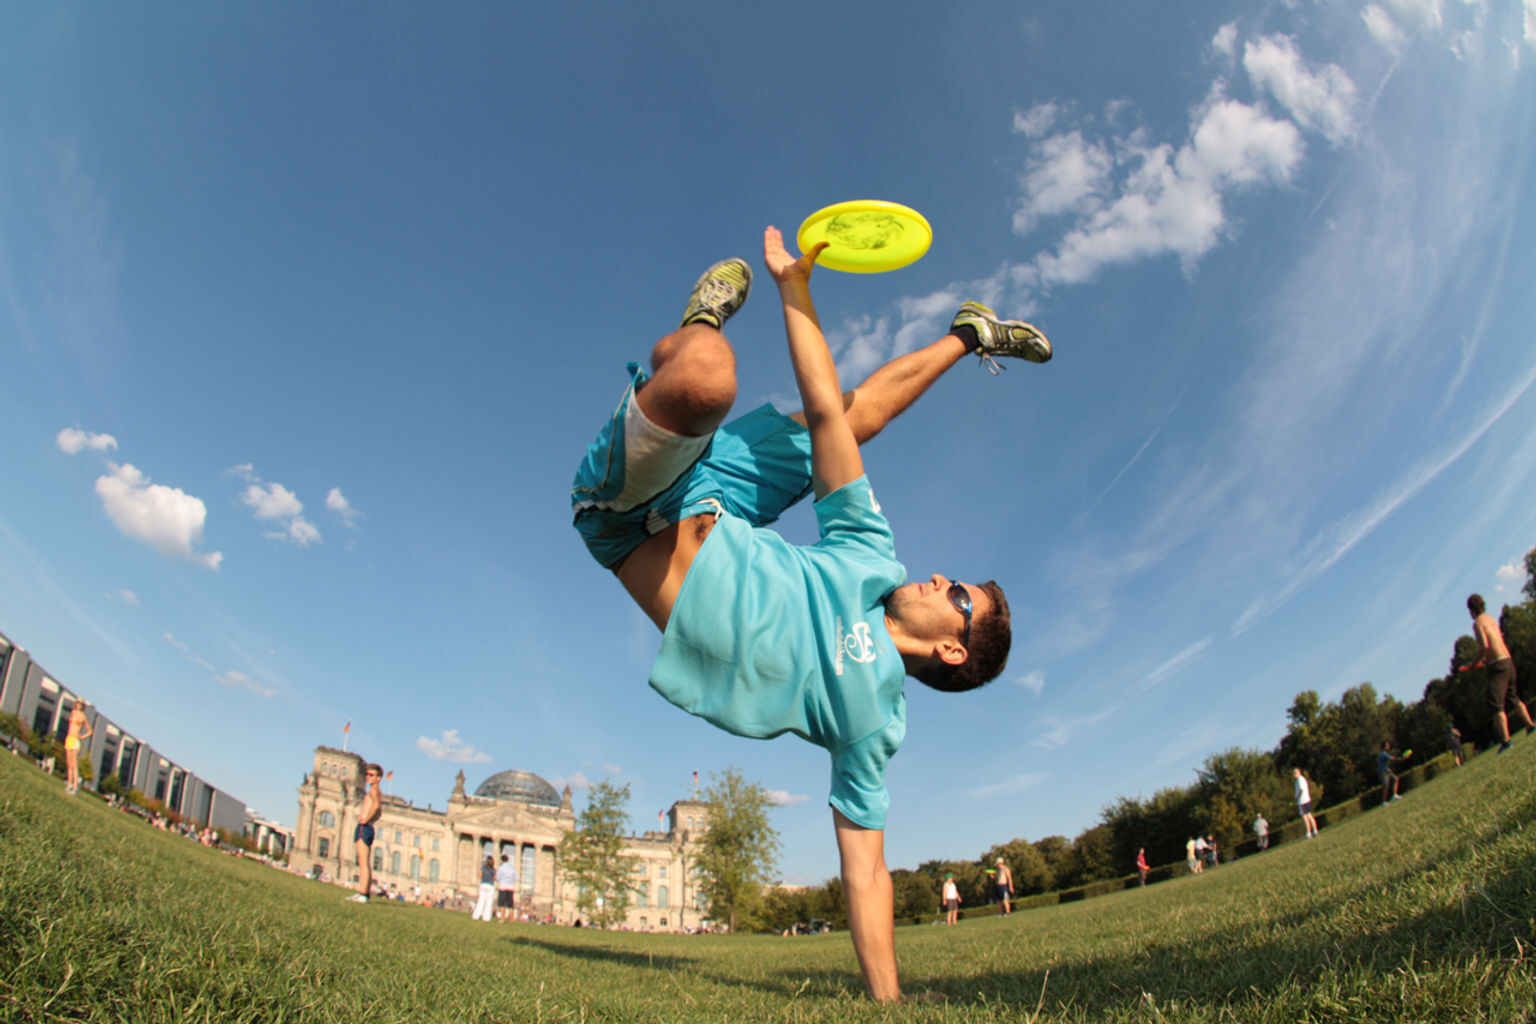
[1204,835,1218,868]
[495,852,519,923]
[1136,848,1149,887]
[993,858,1013,915]
[1185,837,1199,874]
[62,701,93,795]
[1294,768,1320,839]
[1377,742,1406,804]
[1192,835,1208,873]
[1447,724,1465,766]
[1253,813,1269,851]
[941,873,961,926]
[472,856,497,921]
[348,763,384,903]
[1465,594,1534,753]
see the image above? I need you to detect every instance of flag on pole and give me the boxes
[658,809,664,825]
[343,721,351,733]
[342,720,351,752]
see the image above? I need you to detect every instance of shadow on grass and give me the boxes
[508,935,701,972]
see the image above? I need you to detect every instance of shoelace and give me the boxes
[977,352,1006,375]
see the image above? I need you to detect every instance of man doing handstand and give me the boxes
[571,227,1050,1002]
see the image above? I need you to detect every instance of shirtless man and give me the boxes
[63,701,93,795]
[349,763,384,902]
[1465,594,1533,753]
[993,858,1014,914]
[570,228,1049,1001]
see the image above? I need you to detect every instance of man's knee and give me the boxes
[641,330,738,434]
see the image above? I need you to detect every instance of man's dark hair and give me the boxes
[365,762,383,777]
[1468,593,1485,615]
[915,581,1011,693]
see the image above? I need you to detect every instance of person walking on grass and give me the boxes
[1294,768,1320,839]
[570,227,1050,1002]
[472,856,497,921]
[1254,812,1269,851]
[62,701,92,795]
[1447,724,1465,766]
[1136,848,1149,887]
[1377,741,1407,804]
[348,763,384,903]
[1464,593,1534,754]
[1185,836,1199,874]
[942,873,961,926]
[495,852,519,923]
[994,858,1014,915]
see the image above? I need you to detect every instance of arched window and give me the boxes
[658,864,668,879]
[390,851,401,875]
[657,885,669,908]
[413,835,421,848]
[372,848,384,871]
[409,855,420,879]
[317,811,335,827]
[636,884,649,909]
[429,859,440,882]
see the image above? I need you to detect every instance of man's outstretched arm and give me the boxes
[833,809,899,1002]
[763,226,862,499]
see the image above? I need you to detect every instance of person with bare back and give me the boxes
[63,701,93,795]
[570,227,1051,1001]
[1465,593,1533,753]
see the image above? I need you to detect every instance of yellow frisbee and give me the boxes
[797,200,932,273]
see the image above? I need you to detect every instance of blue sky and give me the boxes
[3,1,1534,883]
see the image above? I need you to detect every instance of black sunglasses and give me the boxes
[947,581,973,650]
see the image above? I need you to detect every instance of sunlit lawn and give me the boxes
[3,741,1534,1022]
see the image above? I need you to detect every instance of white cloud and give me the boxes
[1025,92,1302,288]
[1363,5,1410,52]
[967,772,1048,800]
[216,670,275,699]
[766,790,810,807]
[552,771,591,792]
[1525,0,1536,56]
[326,488,360,526]
[163,631,189,652]
[95,463,222,570]
[1015,669,1046,696]
[1382,0,1444,35]
[1243,35,1359,144]
[115,589,139,605]
[56,428,118,455]
[416,729,493,764]
[1012,101,1060,139]
[237,474,321,547]
[1013,131,1113,235]
[1211,22,1238,59]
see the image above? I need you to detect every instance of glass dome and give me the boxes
[474,770,561,807]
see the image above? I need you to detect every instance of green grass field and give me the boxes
[4,745,1535,1024]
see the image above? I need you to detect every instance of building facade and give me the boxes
[288,746,713,931]
[0,628,248,833]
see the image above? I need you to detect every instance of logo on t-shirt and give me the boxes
[834,616,878,676]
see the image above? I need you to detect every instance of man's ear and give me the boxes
[935,638,969,667]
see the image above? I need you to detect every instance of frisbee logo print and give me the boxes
[825,212,906,251]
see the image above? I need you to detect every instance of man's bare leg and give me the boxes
[357,839,372,897]
[634,323,739,436]
[792,334,969,444]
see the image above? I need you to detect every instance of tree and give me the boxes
[983,838,1052,896]
[695,768,781,933]
[1523,544,1536,603]
[1194,748,1290,853]
[890,869,937,923]
[1033,836,1081,890]
[98,772,124,798]
[558,780,638,929]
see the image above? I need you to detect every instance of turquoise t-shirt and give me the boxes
[649,476,908,829]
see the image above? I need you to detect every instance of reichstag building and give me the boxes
[289,746,712,931]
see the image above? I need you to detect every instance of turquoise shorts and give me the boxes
[571,362,814,568]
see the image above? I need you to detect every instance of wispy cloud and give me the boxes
[326,488,361,526]
[1015,669,1046,696]
[416,729,493,764]
[231,466,321,546]
[766,789,810,807]
[968,772,1049,800]
[216,670,275,699]
[114,589,139,605]
[1139,638,1213,693]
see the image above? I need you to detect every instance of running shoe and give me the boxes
[679,258,752,329]
[347,893,369,903]
[951,301,1051,373]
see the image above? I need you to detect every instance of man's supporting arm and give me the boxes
[833,809,899,1002]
